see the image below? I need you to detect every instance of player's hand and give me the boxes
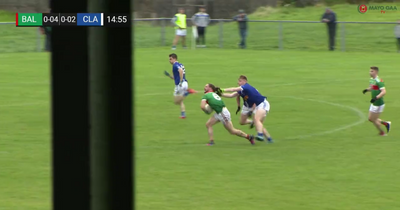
[164,71,170,77]
[370,97,377,103]
[179,81,183,87]
[235,106,241,115]
[215,87,223,96]
[362,89,368,94]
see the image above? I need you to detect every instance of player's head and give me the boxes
[205,83,222,96]
[325,8,332,13]
[169,53,178,64]
[370,66,379,77]
[199,7,206,12]
[238,75,248,86]
[204,83,214,93]
[179,8,185,14]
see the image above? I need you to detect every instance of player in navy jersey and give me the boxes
[166,53,197,118]
[221,75,273,142]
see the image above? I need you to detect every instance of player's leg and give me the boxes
[173,83,187,118]
[254,100,273,142]
[205,115,219,145]
[368,104,390,135]
[368,104,385,135]
[239,106,253,125]
[218,108,255,145]
[172,32,180,50]
[181,30,187,48]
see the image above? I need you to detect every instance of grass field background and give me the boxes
[1,3,400,210]
[1,3,400,53]
[1,49,400,210]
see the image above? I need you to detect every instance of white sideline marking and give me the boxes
[276,96,367,140]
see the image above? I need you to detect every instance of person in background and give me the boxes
[233,9,248,49]
[39,8,51,52]
[395,19,400,53]
[171,8,187,50]
[192,7,211,48]
[321,8,337,51]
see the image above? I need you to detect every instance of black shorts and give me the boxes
[197,27,206,36]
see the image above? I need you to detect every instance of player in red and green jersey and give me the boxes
[362,66,391,136]
[200,84,255,146]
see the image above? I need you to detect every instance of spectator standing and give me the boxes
[171,8,187,50]
[191,7,211,48]
[395,19,400,53]
[233,9,248,49]
[321,8,337,51]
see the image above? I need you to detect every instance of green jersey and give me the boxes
[202,92,225,113]
[369,76,385,106]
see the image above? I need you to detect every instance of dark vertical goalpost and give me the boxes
[50,0,133,209]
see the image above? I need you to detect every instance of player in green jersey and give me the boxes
[362,66,391,136]
[200,84,255,146]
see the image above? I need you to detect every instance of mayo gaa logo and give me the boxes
[358,4,368,13]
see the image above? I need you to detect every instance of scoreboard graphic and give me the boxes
[15,13,131,27]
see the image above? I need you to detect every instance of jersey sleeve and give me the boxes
[201,94,208,101]
[378,79,385,89]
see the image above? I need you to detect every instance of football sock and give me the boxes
[183,91,189,97]
[181,111,185,116]
[257,132,263,137]
[381,121,388,126]
[267,137,273,141]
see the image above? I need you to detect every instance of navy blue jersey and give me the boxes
[172,62,187,85]
[237,83,266,107]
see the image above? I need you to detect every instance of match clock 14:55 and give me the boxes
[104,14,131,27]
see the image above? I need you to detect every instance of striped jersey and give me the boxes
[191,12,211,27]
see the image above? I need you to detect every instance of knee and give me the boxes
[206,122,212,128]
[239,120,246,125]
[368,117,376,122]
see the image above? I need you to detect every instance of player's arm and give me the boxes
[235,95,241,115]
[221,92,239,98]
[362,87,372,94]
[224,87,242,92]
[236,95,240,106]
[200,99,207,111]
[376,88,386,99]
[178,68,184,84]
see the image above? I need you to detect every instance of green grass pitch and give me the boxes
[0,48,400,209]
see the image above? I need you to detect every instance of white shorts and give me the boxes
[214,108,231,124]
[173,81,188,96]
[240,99,270,116]
[241,105,253,115]
[255,99,270,114]
[369,104,385,113]
[176,29,187,36]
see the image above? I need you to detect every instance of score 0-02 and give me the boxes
[104,14,131,27]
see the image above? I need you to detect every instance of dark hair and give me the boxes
[208,83,222,96]
[169,53,177,59]
[370,66,379,71]
[239,75,247,80]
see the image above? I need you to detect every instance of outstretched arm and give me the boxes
[224,87,242,92]
[222,92,239,98]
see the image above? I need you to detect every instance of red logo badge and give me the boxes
[358,4,368,13]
